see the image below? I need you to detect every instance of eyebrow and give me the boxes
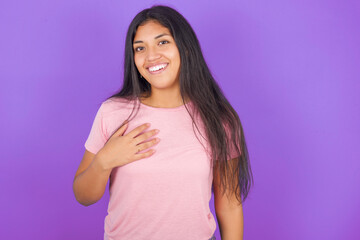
[133,33,170,44]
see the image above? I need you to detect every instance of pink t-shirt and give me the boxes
[84,97,238,240]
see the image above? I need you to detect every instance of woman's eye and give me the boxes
[159,40,169,45]
[134,47,144,52]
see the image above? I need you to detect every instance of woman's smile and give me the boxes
[147,63,169,74]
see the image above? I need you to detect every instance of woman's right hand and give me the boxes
[95,122,160,170]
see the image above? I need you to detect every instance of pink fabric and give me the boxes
[84,97,238,240]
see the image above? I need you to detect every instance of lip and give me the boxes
[146,63,168,75]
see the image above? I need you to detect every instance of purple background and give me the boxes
[1,0,359,239]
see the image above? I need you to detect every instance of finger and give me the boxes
[136,137,160,150]
[133,129,159,145]
[126,123,151,139]
[109,121,129,139]
[133,149,156,161]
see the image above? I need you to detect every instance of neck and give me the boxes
[140,89,189,108]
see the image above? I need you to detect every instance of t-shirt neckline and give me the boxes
[137,97,192,111]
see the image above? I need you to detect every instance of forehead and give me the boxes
[134,20,172,41]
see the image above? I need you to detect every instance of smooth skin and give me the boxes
[73,122,160,206]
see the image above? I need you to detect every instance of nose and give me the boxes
[146,46,161,61]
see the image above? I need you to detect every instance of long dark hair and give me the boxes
[108,5,253,203]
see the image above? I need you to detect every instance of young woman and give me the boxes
[73,5,253,240]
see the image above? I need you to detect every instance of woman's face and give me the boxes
[133,20,181,92]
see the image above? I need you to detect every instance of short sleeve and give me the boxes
[84,103,107,154]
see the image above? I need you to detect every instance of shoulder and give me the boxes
[98,97,135,117]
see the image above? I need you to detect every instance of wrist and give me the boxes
[92,152,112,174]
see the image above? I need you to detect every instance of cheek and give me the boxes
[172,53,181,70]
[174,50,181,65]
[134,56,144,71]
[168,50,181,66]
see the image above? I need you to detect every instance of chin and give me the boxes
[148,78,177,86]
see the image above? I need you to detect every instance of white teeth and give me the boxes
[149,64,167,72]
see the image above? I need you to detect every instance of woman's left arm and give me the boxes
[213,158,244,240]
